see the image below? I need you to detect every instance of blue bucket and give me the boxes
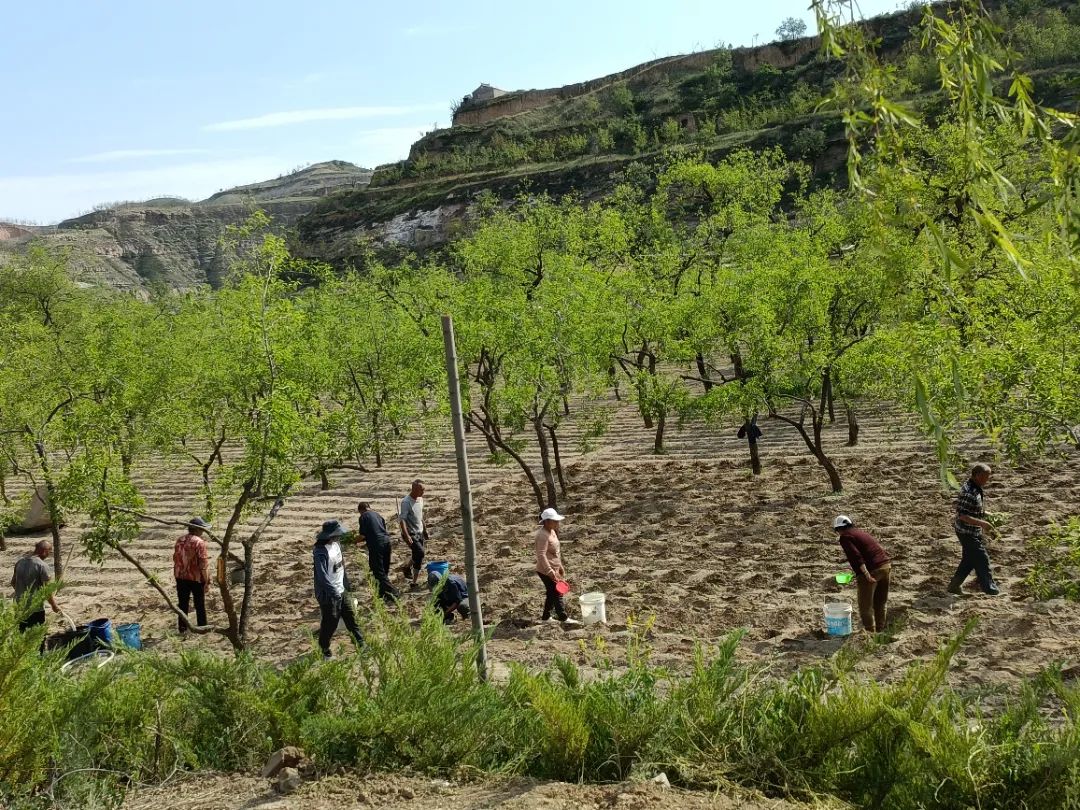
[426,561,449,579]
[116,622,142,650]
[86,618,114,648]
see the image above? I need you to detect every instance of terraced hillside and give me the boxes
[5,397,1078,695]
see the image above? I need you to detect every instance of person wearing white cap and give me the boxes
[535,507,570,622]
[832,515,891,633]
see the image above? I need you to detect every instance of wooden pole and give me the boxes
[440,314,488,681]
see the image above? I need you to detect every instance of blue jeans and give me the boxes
[950,533,996,592]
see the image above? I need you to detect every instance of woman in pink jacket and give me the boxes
[534,507,569,622]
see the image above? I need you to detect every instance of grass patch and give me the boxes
[3,597,1080,808]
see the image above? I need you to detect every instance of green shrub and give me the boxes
[1025,516,1080,600]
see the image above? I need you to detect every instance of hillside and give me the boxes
[4,1,1079,288]
[294,0,1080,268]
[0,161,372,291]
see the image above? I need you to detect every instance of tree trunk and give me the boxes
[774,408,843,493]
[748,438,761,475]
[653,409,667,454]
[372,410,383,467]
[823,369,836,423]
[216,482,253,650]
[547,424,568,496]
[470,415,545,511]
[32,440,64,578]
[238,540,255,641]
[696,353,714,392]
[846,403,860,446]
[318,468,330,491]
[533,418,559,509]
[563,395,570,417]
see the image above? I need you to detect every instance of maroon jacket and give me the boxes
[838,528,890,575]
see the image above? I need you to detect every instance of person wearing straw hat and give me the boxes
[10,539,60,632]
[173,517,211,633]
[535,507,571,622]
[832,515,891,633]
[313,519,364,657]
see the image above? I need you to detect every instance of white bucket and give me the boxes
[823,602,853,636]
[578,592,607,625]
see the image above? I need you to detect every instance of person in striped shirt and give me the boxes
[947,463,1000,596]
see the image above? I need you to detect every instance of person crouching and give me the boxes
[427,571,470,624]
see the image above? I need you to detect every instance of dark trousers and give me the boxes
[950,534,996,592]
[439,600,471,624]
[19,609,46,633]
[367,541,398,601]
[176,578,207,632]
[855,564,891,632]
[402,537,426,579]
[318,596,364,656]
[537,572,567,621]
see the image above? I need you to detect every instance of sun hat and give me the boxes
[832,515,853,530]
[539,508,565,523]
[316,519,348,542]
[187,517,212,530]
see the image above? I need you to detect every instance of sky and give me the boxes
[0,0,904,224]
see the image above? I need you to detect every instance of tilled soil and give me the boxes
[5,399,1079,690]
[119,771,808,810]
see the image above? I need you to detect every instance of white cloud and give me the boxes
[0,157,291,224]
[67,148,210,164]
[204,104,444,132]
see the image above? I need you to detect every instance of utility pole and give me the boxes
[440,314,488,681]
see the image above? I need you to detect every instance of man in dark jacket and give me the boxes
[358,502,398,603]
[312,519,364,657]
[427,571,470,625]
[948,462,1000,596]
[833,515,892,633]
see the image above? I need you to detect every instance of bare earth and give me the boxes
[5,398,1080,806]
[120,771,806,810]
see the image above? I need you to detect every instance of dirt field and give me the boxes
[119,771,808,810]
[5,398,1080,691]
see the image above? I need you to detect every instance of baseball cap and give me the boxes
[833,515,853,529]
[539,508,565,522]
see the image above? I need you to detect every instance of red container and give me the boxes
[555,579,570,595]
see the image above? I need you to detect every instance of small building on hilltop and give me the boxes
[468,83,506,103]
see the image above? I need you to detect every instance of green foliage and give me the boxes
[5,604,1080,807]
[1025,517,1080,600]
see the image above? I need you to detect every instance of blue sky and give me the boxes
[1,0,904,224]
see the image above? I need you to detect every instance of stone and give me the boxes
[651,772,671,789]
[261,746,304,779]
[496,544,514,558]
[398,786,415,799]
[274,767,302,795]
[430,778,452,791]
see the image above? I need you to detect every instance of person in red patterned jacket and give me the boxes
[173,517,211,633]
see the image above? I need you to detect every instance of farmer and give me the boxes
[427,570,470,624]
[357,502,398,603]
[832,515,891,633]
[10,540,60,632]
[535,507,570,622]
[398,479,428,588]
[948,462,1000,596]
[313,519,364,657]
[173,517,211,633]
